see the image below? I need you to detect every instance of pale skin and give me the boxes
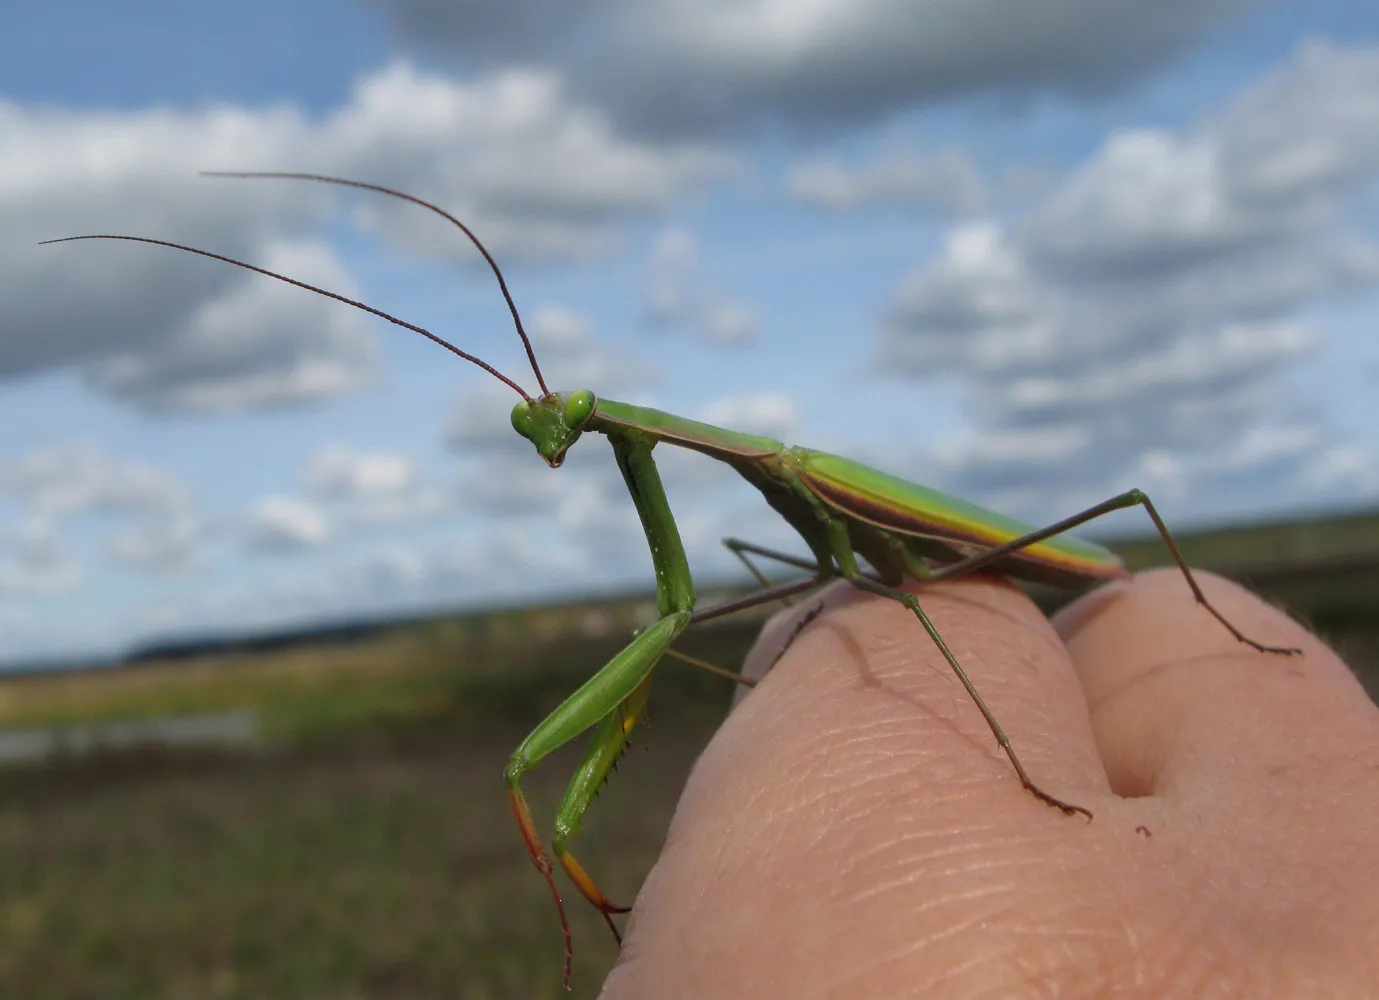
[600,568,1379,999]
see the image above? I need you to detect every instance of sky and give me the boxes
[3,1,1379,668]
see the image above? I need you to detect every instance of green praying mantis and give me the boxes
[46,173,1300,986]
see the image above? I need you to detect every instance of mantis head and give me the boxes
[510,390,596,468]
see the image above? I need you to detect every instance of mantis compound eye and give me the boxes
[510,399,536,438]
[563,389,595,429]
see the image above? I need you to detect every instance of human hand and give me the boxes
[601,569,1379,999]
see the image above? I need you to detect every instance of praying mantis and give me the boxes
[45,173,1300,987]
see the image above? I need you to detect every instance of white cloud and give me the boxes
[324,64,730,261]
[302,444,456,526]
[8,61,726,415]
[246,496,331,551]
[882,42,1379,521]
[644,228,759,346]
[698,392,798,440]
[0,442,190,518]
[788,146,986,214]
[227,523,629,628]
[84,239,379,413]
[304,445,417,497]
[0,442,217,583]
[0,520,80,595]
[1029,131,1246,272]
[365,0,1260,134]
[531,305,594,353]
[109,515,212,574]
[526,306,657,391]
[355,544,431,590]
[1027,42,1379,278]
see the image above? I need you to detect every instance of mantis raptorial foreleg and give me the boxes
[504,434,694,985]
[505,613,687,979]
[552,670,657,934]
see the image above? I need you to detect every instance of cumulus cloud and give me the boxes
[83,239,380,413]
[246,496,331,551]
[698,392,798,441]
[364,0,1260,135]
[326,64,729,260]
[530,305,594,354]
[0,442,190,518]
[0,520,80,594]
[644,228,759,345]
[527,305,657,390]
[304,445,417,497]
[302,444,456,525]
[0,442,211,587]
[788,145,987,214]
[7,61,726,415]
[109,515,212,574]
[882,41,1379,520]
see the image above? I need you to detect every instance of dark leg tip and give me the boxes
[601,910,624,945]
[1027,782,1094,822]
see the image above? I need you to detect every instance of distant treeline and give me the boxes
[16,505,1379,681]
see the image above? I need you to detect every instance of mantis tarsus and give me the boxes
[45,172,1301,987]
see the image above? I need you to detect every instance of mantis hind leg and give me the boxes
[820,518,1092,818]
[846,572,1092,819]
[930,488,1301,656]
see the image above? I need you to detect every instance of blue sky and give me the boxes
[3,1,1379,667]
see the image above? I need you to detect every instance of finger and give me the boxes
[735,579,856,687]
[1052,568,1379,803]
[602,574,1111,997]
[744,574,1111,802]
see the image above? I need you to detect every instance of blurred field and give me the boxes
[0,600,764,1000]
[1,510,1377,999]
[1108,506,1379,695]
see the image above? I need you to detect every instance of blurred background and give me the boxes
[2,1,1379,996]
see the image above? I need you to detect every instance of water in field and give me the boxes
[0,711,259,765]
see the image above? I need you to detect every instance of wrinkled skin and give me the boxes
[602,569,1379,1000]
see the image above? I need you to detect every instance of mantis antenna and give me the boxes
[41,173,550,401]
[203,171,551,397]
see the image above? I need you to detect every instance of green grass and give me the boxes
[0,728,701,999]
[0,621,758,999]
